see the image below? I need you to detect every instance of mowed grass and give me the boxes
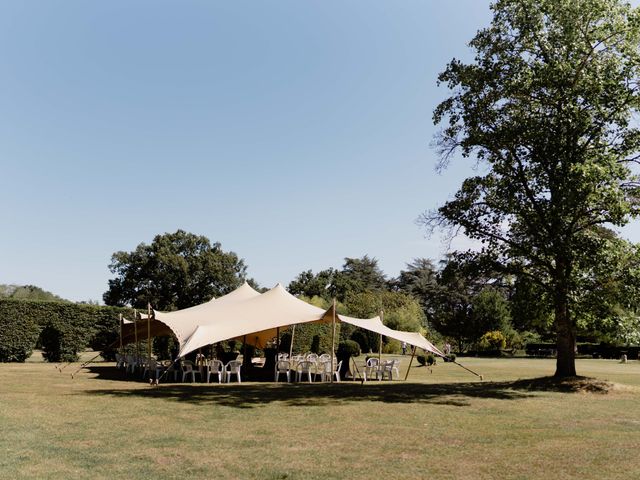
[1,355,640,480]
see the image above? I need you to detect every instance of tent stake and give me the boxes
[404,345,417,381]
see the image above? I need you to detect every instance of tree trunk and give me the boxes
[554,262,576,378]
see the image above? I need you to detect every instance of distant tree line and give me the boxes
[2,229,639,362]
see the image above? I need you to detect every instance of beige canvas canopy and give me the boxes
[121,281,444,358]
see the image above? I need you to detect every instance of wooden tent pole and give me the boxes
[276,327,280,351]
[404,345,417,381]
[147,303,151,368]
[378,310,383,362]
[289,325,296,358]
[331,298,336,384]
[134,309,139,360]
[118,313,123,354]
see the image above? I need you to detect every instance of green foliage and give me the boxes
[392,258,440,323]
[104,230,249,310]
[337,340,361,358]
[425,0,640,376]
[417,354,436,366]
[0,284,67,302]
[0,303,42,362]
[344,290,425,354]
[479,331,507,352]
[288,256,386,302]
[0,299,130,362]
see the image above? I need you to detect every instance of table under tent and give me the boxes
[117,282,445,383]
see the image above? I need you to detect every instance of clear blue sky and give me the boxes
[1,1,639,303]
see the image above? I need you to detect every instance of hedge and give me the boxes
[0,299,131,362]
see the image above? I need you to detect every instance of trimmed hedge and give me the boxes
[0,305,41,362]
[0,299,130,362]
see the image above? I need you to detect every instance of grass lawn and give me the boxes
[1,355,639,480]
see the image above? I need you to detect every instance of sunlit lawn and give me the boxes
[1,354,639,480]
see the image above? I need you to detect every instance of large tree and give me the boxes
[424,0,640,376]
[103,230,249,310]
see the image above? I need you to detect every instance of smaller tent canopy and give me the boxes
[337,311,445,357]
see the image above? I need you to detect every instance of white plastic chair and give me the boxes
[391,359,401,379]
[225,360,242,383]
[142,358,161,381]
[331,360,343,382]
[317,360,331,382]
[306,353,318,363]
[274,360,291,383]
[380,360,394,381]
[363,358,380,382]
[115,353,125,369]
[318,353,331,363]
[206,359,224,384]
[181,360,201,383]
[126,355,137,373]
[296,361,314,383]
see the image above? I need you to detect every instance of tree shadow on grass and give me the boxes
[79,365,569,408]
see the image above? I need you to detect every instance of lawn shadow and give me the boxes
[81,365,563,408]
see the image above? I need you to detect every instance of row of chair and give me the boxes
[274,359,343,383]
[362,358,400,381]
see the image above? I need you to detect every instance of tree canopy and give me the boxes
[423,0,640,376]
[103,230,249,311]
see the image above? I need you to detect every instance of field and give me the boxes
[1,355,639,480]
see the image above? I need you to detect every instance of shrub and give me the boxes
[479,331,507,351]
[337,340,361,358]
[382,339,401,354]
[0,314,41,362]
[350,329,370,353]
[0,298,131,362]
[426,354,435,366]
[417,354,426,366]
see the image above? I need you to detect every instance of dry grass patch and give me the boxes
[1,356,640,480]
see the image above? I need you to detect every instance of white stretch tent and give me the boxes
[147,282,444,359]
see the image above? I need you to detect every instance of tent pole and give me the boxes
[134,309,139,362]
[289,325,296,358]
[276,327,280,351]
[147,303,152,370]
[378,310,383,362]
[404,345,417,381]
[331,298,336,384]
[118,313,123,355]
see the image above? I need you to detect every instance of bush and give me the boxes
[0,298,131,363]
[337,340,361,358]
[310,335,320,354]
[350,329,370,353]
[444,353,456,362]
[337,340,361,379]
[417,355,426,366]
[0,313,41,362]
[479,331,506,351]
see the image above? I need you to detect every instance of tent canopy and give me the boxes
[122,282,444,358]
